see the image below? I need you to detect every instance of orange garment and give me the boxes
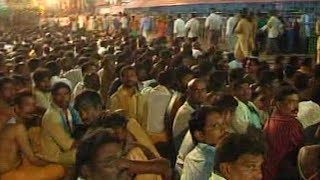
[0,159,65,180]
[157,21,166,37]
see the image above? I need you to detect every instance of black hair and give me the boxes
[274,86,298,102]
[175,65,194,81]
[157,69,175,87]
[51,82,71,95]
[45,61,61,76]
[91,112,128,129]
[231,78,250,91]
[27,58,41,72]
[0,77,14,90]
[314,64,320,80]
[74,90,103,112]
[293,72,309,91]
[32,68,52,84]
[81,61,96,74]
[189,106,222,144]
[76,131,121,178]
[212,94,238,112]
[229,68,245,84]
[120,65,136,78]
[214,133,265,172]
[13,90,33,106]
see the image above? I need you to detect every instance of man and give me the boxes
[0,91,64,179]
[174,14,186,44]
[76,130,171,180]
[74,90,159,157]
[176,95,238,176]
[231,79,262,134]
[144,70,174,143]
[120,13,129,35]
[185,13,200,42]
[32,68,52,110]
[205,9,223,46]
[40,82,82,165]
[0,77,15,108]
[140,14,152,41]
[181,106,227,180]
[263,10,282,55]
[226,13,239,52]
[110,65,146,128]
[298,145,320,180]
[210,133,265,180]
[172,78,207,153]
[234,9,253,61]
[263,86,303,180]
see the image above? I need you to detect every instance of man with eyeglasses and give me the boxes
[181,106,227,180]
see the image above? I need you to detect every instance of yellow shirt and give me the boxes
[110,86,147,129]
[33,88,51,109]
[39,104,75,165]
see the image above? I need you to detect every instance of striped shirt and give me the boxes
[263,110,303,180]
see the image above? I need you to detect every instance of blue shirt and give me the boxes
[181,143,216,180]
[140,17,152,32]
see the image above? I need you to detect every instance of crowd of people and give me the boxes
[0,7,320,180]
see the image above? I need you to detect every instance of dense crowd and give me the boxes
[0,8,320,180]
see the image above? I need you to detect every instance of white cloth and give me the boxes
[72,81,85,100]
[174,18,186,38]
[192,49,203,59]
[62,68,83,89]
[226,16,238,36]
[300,14,311,37]
[144,85,172,133]
[209,173,227,180]
[172,101,195,139]
[175,130,195,175]
[185,18,200,38]
[51,76,72,90]
[205,13,223,31]
[298,101,320,128]
[265,16,282,38]
[120,16,129,29]
[181,143,216,180]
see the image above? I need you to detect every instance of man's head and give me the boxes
[84,73,101,92]
[51,82,71,109]
[33,68,52,92]
[45,61,61,76]
[215,133,265,180]
[232,79,252,103]
[76,131,129,180]
[0,77,16,104]
[81,61,98,75]
[14,90,36,120]
[189,106,226,146]
[187,78,207,105]
[74,90,103,125]
[212,95,238,126]
[274,86,299,118]
[90,112,128,141]
[245,58,260,75]
[120,65,138,88]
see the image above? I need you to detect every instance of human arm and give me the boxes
[316,21,320,36]
[118,158,172,180]
[15,124,48,166]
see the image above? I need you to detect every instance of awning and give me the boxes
[126,0,319,9]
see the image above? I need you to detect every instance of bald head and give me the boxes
[187,78,207,105]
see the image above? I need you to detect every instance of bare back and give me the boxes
[0,124,21,174]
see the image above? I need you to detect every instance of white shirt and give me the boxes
[144,85,172,133]
[192,49,203,59]
[226,16,238,36]
[176,131,195,175]
[185,18,200,38]
[298,101,320,128]
[62,68,83,90]
[120,16,129,29]
[265,16,282,38]
[174,18,186,38]
[205,13,223,31]
[172,101,195,141]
